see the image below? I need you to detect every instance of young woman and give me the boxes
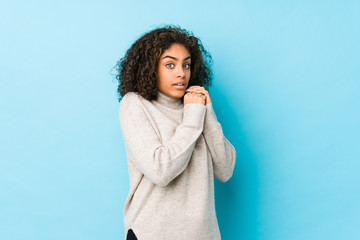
[116,25,236,240]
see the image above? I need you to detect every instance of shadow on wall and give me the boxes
[211,87,260,239]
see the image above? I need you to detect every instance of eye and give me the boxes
[166,63,174,68]
[184,63,191,69]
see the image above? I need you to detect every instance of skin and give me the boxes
[157,43,212,105]
[186,86,212,105]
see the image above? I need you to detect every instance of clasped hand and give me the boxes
[184,86,212,105]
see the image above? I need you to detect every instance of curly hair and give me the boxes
[115,24,213,102]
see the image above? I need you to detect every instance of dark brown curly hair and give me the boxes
[115,24,213,102]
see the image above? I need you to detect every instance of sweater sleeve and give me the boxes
[119,93,206,187]
[203,103,236,182]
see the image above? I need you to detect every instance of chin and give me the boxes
[175,92,186,98]
[160,89,185,99]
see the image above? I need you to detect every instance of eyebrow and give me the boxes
[161,55,191,61]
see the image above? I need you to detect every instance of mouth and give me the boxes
[172,83,186,89]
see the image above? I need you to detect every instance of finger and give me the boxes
[186,89,203,94]
[188,88,204,92]
[188,87,205,91]
[186,88,206,93]
[187,87,207,92]
[189,86,205,90]
[195,93,206,98]
[189,90,208,96]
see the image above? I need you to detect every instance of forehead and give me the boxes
[160,43,190,58]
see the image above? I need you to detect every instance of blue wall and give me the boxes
[1,1,359,239]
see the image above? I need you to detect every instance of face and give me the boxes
[157,43,191,99]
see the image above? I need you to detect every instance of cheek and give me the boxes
[157,68,166,81]
[158,68,171,84]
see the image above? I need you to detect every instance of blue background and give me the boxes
[1,0,359,239]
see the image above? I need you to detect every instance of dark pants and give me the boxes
[126,229,138,240]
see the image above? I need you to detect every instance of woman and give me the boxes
[116,25,236,240]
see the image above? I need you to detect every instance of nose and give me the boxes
[176,65,185,78]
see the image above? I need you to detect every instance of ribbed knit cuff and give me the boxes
[205,103,218,122]
[183,103,206,130]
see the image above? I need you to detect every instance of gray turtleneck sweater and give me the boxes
[119,91,236,240]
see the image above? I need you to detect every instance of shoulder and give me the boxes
[120,92,142,108]
[121,92,141,103]
[120,92,154,115]
[119,92,143,122]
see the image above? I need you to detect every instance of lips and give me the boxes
[173,82,185,86]
[173,83,186,89]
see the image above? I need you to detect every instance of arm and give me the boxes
[119,93,206,187]
[203,103,236,182]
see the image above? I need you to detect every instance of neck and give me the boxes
[156,91,183,110]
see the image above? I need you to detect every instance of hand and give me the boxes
[184,91,206,105]
[185,86,212,104]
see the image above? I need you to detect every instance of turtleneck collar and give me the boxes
[155,91,184,110]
